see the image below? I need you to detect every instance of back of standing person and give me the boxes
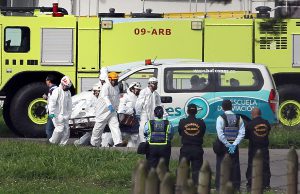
[43,75,57,139]
[178,103,206,185]
[144,106,174,170]
[215,99,245,191]
[246,107,271,191]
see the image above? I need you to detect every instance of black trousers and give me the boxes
[215,147,241,191]
[179,145,204,184]
[246,146,271,189]
[147,144,171,170]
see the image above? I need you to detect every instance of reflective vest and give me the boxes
[221,114,240,143]
[149,119,170,145]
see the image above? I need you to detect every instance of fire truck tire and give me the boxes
[2,99,23,136]
[10,82,48,137]
[278,84,300,127]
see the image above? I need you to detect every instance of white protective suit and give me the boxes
[135,87,161,143]
[48,85,72,145]
[118,89,139,147]
[90,81,123,147]
[118,89,138,115]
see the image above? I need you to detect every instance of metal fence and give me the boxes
[132,147,298,194]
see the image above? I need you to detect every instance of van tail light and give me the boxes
[268,89,277,113]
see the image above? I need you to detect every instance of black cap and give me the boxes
[154,106,164,119]
[46,75,56,83]
[187,103,197,115]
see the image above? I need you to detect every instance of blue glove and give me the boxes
[49,114,56,119]
[108,105,115,112]
[228,145,236,154]
[226,144,232,153]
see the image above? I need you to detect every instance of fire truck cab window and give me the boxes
[4,27,30,53]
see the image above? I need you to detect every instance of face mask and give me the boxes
[62,86,70,91]
[134,89,141,96]
[111,80,118,87]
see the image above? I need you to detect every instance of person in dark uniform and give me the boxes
[215,99,245,191]
[246,107,271,191]
[144,106,174,170]
[178,103,206,185]
[43,75,57,139]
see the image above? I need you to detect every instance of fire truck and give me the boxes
[0,2,299,137]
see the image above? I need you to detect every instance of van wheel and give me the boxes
[9,82,48,137]
[278,84,300,127]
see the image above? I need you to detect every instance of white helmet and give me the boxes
[61,76,72,88]
[148,77,158,84]
[129,82,142,90]
[92,83,101,91]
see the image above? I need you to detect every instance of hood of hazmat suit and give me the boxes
[118,89,138,115]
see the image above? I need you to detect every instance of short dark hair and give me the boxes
[154,106,164,119]
[190,75,200,85]
[46,75,56,83]
[187,103,197,116]
[222,99,232,111]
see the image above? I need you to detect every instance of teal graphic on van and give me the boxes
[185,97,209,119]
[165,91,277,133]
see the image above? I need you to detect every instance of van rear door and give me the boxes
[213,67,277,124]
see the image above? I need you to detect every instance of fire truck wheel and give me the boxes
[10,82,48,137]
[278,84,300,127]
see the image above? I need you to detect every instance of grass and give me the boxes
[0,110,14,137]
[0,141,283,194]
[0,141,143,193]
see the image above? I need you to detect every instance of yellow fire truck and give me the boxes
[0,3,299,137]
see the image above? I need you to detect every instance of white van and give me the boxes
[117,60,278,132]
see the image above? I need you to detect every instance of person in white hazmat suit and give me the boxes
[48,76,73,145]
[98,67,114,147]
[118,82,142,147]
[90,72,126,147]
[73,67,111,146]
[135,77,161,143]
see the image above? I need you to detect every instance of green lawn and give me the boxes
[0,141,143,193]
[0,141,282,194]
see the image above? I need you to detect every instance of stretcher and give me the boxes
[69,116,95,132]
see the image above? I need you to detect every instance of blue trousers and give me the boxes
[45,116,54,139]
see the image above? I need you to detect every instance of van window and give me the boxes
[164,68,214,93]
[123,68,158,90]
[5,27,30,53]
[215,68,263,91]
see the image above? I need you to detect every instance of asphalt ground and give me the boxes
[1,138,299,193]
